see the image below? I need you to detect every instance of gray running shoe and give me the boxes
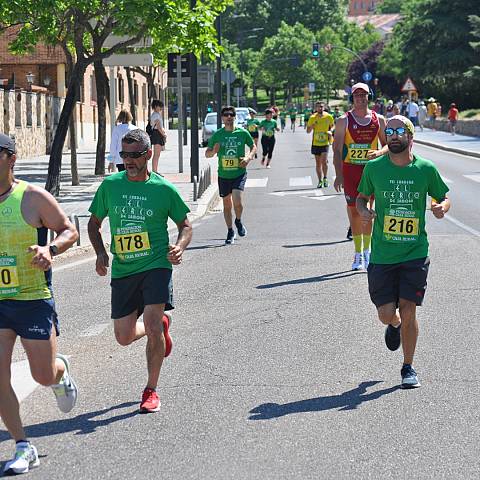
[401,364,421,389]
[51,354,78,413]
[3,442,39,475]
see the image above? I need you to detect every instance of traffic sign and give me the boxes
[362,71,373,82]
[167,54,191,78]
[308,82,315,93]
[401,77,418,92]
[103,53,153,67]
[103,36,152,49]
[221,68,236,84]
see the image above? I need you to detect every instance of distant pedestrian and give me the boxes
[385,100,395,119]
[448,103,459,135]
[427,98,438,129]
[418,101,427,131]
[149,100,167,173]
[110,109,137,172]
[407,99,419,128]
[393,104,400,116]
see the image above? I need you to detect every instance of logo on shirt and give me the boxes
[1,207,12,217]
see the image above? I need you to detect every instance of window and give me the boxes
[15,92,22,127]
[142,84,147,107]
[36,93,42,127]
[118,76,124,103]
[133,81,139,106]
[90,74,97,104]
[26,93,32,127]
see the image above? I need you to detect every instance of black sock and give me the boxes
[16,440,29,446]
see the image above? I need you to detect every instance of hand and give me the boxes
[167,244,184,265]
[96,252,109,276]
[212,143,220,155]
[359,208,376,223]
[239,157,249,168]
[334,175,344,192]
[28,245,52,271]
[367,149,381,160]
[431,203,446,219]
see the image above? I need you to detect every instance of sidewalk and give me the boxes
[414,128,480,158]
[14,129,219,248]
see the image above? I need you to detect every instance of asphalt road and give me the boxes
[2,128,480,479]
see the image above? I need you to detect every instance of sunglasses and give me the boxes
[385,127,407,137]
[0,147,13,156]
[222,112,236,117]
[119,149,148,159]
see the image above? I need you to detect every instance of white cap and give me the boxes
[351,82,370,94]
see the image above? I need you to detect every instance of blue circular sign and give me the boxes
[362,71,373,82]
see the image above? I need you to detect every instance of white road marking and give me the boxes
[54,256,96,273]
[443,215,480,237]
[11,360,39,403]
[464,174,480,183]
[80,323,110,337]
[289,176,312,187]
[442,176,454,184]
[305,195,338,202]
[245,177,269,188]
[270,188,322,197]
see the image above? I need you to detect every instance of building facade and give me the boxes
[348,0,384,16]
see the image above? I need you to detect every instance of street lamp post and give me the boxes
[26,72,35,91]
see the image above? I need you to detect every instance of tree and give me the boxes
[465,15,480,80]
[1,0,229,195]
[375,0,403,13]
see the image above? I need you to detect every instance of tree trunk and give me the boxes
[125,67,137,125]
[94,60,108,176]
[270,87,276,105]
[252,83,258,110]
[69,108,79,186]
[45,61,87,196]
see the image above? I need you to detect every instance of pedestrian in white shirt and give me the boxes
[418,101,427,131]
[109,110,137,171]
[407,100,419,128]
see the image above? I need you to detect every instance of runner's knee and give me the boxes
[31,367,56,386]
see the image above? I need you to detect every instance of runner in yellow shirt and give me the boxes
[307,101,335,188]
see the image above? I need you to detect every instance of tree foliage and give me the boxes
[465,15,480,80]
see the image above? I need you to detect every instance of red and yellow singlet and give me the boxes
[342,111,380,165]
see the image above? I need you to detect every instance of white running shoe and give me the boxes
[51,354,78,413]
[352,253,363,271]
[3,442,39,475]
[363,250,370,269]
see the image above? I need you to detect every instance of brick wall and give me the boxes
[349,0,383,15]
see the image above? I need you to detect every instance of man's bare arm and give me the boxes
[333,116,347,192]
[168,218,193,265]
[88,215,109,276]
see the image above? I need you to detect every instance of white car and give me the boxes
[202,113,220,147]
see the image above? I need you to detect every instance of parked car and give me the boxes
[202,112,220,147]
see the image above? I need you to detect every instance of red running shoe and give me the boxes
[140,388,160,413]
[163,313,173,358]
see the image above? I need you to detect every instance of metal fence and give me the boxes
[193,165,212,202]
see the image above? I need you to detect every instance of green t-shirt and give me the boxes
[280,111,287,120]
[208,127,254,179]
[89,171,190,278]
[289,108,297,118]
[259,119,278,138]
[358,154,449,264]
[304,109,312,120]
[246,118,260,134]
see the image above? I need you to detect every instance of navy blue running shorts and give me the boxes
[0,298,59,339]
[218,173,247,198]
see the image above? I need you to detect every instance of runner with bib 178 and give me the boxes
[356,115,450,389]
[206,106,256,245]
[333,83,388,271]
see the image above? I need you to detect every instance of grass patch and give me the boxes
[459,109,480,120]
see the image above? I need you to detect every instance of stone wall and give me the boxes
[424,118,480,137]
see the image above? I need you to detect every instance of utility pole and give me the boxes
[190,0,199,183]
[176,54,183,173]
[215,15,222,129]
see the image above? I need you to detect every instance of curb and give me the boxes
[52,183,220,266]
[414,139,480,159]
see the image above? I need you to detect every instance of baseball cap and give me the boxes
[387,115,415,136]
[0,133,15,154]
[351,82,370,94]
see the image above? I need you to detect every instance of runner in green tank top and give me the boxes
[89,128,192,414]
[0,134,79,475]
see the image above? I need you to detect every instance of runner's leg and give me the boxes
[222,194,233,229]
[232,189,244,220]
[315,156,322,183]
[320,152,328,179]
[398,299,418,365]
[114,311,146,346]
[377,303,401,327]
[142,304,166,390]
[152,144,162,173]
[0,329,25,441]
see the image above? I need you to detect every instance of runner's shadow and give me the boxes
[283,240,351,248]
[249,381,401,420]
[187,244,224,251]
[256,270,364,289]
[0,402,138,444]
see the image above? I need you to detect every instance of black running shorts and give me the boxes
[367,257,430,308]
[311,145,329,156]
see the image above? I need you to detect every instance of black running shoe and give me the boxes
[385,324,401,351]
[225,228,236,245]
[347,226,353,240]
[235,219,247,237]
[401,364,421,389]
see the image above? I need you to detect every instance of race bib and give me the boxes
[222,156,239,169]
[383,208,420,242]
[314,131,328,144]
[114,231,151,255]
[248,125,257,132]
[0,256,20,297]
[348,143,370,165]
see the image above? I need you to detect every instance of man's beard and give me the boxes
[388,141,408,154]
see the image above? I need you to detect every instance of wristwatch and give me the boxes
[49,244,59,257]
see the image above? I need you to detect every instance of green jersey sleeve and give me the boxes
[245,130,254,147]
[358,163,374,197]
[88,181,108,220]
[208,130,220,149]
[428,165,449,201]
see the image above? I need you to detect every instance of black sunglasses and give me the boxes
[385,127,407,137]
[119,149,148,159]
[222,112,236,117]
[0,147,13,156]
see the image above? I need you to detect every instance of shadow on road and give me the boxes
[0,402,138,444]
[248,381,401,420]
[283,240,351,249]
[256,270,364,289]
[187,244,225,251]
